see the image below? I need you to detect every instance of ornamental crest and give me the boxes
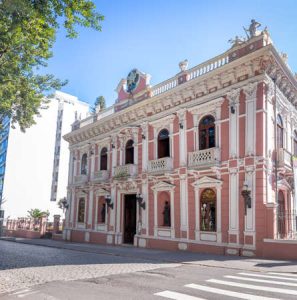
[126,69,140,93]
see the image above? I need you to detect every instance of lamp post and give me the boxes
[136,193,145,209]
[241,181,252,215]
[104,194,113,209]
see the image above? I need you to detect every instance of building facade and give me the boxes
[64,23,297,259]
[2,91,90,218]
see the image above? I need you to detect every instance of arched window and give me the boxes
[199,115,215,150]
[293,131,297,156]
[158,129,170,158]
[77,198,85,223]
[277,114,283,148]
[81,153,88,175]
[200,188,216,232]
[100,147,108,170]
[125,139,134,164]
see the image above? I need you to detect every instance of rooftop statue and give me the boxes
[228,35,246,48]
[243,19,261,39]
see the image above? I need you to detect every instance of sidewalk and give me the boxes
[1,236,297,273]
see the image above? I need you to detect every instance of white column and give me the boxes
[194,187,200,241]
[179,175,188,234]
[73,151,78,180]
[109,184,116,228]
[141,122,148,172]
[133,128,138,166]
[178,109,187,166]
[111,136,117,176]
[229,168,239,243]
[245,167,255,232]
[90,146,96,177]
[227,89,240,158]
[153,190,158,237]
[87,189,93,227]
[141,180,148,232]
[70,191,76,225]
[244,83,257,156]
[216,186,222,243]
[170,189,175,238]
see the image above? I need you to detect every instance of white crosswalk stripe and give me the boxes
[238,272,297,282]
[269,272,297,277]
[154,290,205,300]
[207,279,297,296]
[225,275,297,287]
[154,271,297,299]
[185,283,279,300]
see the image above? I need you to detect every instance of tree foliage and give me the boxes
[92,95,106,113]
[0,0,104,131]
[27,208,50,218]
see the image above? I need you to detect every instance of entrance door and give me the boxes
[123,194,137,244]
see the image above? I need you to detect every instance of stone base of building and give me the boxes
[63,229,297,260]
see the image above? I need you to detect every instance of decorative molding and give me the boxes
[151,181,175,192]
[192,176,223,189]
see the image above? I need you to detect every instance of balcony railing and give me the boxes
[91,170,109,182]
[278,148,292,168]
[188,148,220,168]
[113,164,137,178]
[73,174,88,184]
[148,157,173,174]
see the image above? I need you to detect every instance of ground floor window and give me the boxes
[77,198,85,223]
[97,197,106,223]
[200,188,216,232]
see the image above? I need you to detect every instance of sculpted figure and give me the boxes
[162,201,171,227]
[244,19,261,38]
[101,203,106,223]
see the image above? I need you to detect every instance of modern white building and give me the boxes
[2,91,90,218]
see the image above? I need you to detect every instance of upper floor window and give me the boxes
[277,114,283,148]
[100,147,108,170]
[81,153,88,175]
[294,131,297,156]
[158,129,170,158]
[199,115,215,150]
[125,139,134,164]
[77,198,85,223]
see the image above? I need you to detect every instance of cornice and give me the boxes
[64,44,297,146]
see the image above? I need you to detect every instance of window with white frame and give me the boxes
[158,129,170,159]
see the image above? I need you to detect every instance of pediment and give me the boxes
[192,176,222,189]
[95,188,109,196]
[151,181,175,191]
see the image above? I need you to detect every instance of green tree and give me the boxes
[27,208,50,219]
[92,95,106,113]
[0,0,104,131]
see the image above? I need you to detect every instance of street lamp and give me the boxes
[241,181,252,215]
[136,193,145,209]
[104,194,114,209]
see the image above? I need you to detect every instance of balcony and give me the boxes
[113,164,137,179]
[188,148,220,168]
[73,174,88,184]
[91,170,109,182]
[148,157,173,174]
[278,148,292,169]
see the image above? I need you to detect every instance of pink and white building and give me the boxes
[63,22,297,260]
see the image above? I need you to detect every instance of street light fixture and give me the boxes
[136,193,145,209]
[105,194,114,209]
[241,181,252,215]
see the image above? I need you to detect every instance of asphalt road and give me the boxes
[1,240,297,300]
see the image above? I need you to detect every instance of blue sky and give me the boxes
[45,0,297,108]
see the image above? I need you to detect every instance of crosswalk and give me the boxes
[154,271,297,300]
